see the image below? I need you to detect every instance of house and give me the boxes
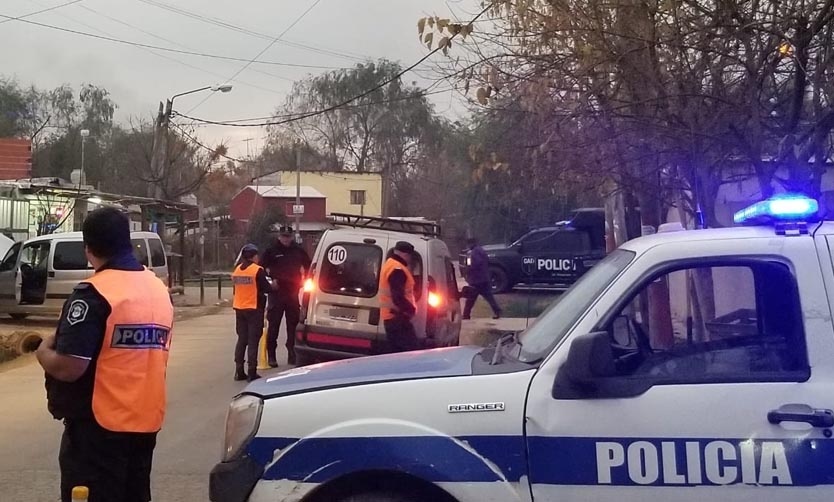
[230,185,331,254]
[253,171,383,217]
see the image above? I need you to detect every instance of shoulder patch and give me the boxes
[66,300,89,325]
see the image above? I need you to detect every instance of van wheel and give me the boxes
[9,313,28,321]
[337,492,417,502]
[489,266,510,294]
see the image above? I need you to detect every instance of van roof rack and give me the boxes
[329,213,441,237]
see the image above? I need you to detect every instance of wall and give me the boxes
[261,171,383,217]
[230,187,327,223]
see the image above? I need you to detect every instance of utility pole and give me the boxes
[295,142,302,243]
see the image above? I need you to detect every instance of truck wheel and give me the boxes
[489,266,511,294]
[294,351,313,367]
[337,492,417,502]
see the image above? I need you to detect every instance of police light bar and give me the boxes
[733,195,819,225]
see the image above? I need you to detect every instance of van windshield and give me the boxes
[319,243,383,298]
[518,249,635,363]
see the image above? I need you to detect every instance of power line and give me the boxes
[177,4,493,129]
[135,0,367,63]
[0,12,348,69]
[0,0,82,25]
[186,0,324,114]
[169,122,246,164]
[173,86,456,127]
[65,2,292,93]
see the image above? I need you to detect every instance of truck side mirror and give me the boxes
[514,241,523,252]
[552,330,653,399]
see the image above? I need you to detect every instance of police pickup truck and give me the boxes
[211,195,834,502]
[461,208,606,293]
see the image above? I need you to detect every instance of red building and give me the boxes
[0,139,32,180]
[230,185,330,253]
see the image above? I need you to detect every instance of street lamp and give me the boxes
[169,83,233,106]
[80,129,90,188]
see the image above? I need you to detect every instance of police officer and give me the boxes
[232,244,271,382]
[462,237,502,320]
[379,241,420,352]
[260,225,311,366]
[36,207,174,502]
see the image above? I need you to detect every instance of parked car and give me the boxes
[0,231,168,319]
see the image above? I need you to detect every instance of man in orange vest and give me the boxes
[36,207,174,502]
[232,243,271,381]
[379,241,420,352]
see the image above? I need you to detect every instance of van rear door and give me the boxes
[309,238,388,351]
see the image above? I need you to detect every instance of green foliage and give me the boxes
[245,206,286,252]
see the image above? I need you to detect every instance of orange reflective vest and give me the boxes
[232,263,263,310]
[85,268,174,433]
[379,257,416,321]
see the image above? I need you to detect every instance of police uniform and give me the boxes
[46,253,173,502]
[379,244,420,352]
[232,249,271,381]
[260,229,311,366]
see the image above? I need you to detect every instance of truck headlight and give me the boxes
[222,394,263,462]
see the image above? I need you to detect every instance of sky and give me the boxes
[0,0,480,157]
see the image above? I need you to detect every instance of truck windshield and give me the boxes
[518,249,635,363]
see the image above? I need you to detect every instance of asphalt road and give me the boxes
[0,311,290,502]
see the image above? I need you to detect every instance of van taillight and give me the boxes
[303,277,315,293]
[428,291,443,308]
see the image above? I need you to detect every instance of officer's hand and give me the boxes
[37,333,56,353]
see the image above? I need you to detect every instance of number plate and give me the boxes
[329,307,358,322]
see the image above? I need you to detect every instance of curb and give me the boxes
[174,304,230,322]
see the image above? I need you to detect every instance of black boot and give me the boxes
[268,352,278,368]
[248,368,261,382]
[234,365,247,381]
[287,349,296,366]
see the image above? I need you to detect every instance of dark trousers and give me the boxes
[235,309,264,370]
[267,290,300,363]
[383,316,421,353]
[59,419,157,502]
[463,282,501,318]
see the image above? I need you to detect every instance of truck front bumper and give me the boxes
[209,455,263,502]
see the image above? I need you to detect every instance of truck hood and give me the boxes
[244,346,485,399]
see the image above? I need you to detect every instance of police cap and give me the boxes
[394,241,415,254]
[277,225,294,236]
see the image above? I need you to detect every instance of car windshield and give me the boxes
[518,249,635,363]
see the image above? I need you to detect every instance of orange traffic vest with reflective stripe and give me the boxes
[85,268,173,433]
[379,257,416,321]
[232,263,263,310]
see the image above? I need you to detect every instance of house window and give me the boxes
[350,190,366,205]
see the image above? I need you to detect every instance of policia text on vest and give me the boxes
[379,242,420,352]
[37,207,174,502]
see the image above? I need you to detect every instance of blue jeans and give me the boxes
[463,282,501,318]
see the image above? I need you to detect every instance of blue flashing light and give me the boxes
[733,195,819,225]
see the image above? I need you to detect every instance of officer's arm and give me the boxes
[389,270,416,318]
[256,268,272,296]
[36,284,110,383]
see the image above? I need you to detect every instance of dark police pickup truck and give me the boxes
[460,208,606,293]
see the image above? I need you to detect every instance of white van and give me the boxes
[295,214,462,364]
[0,231,168,319]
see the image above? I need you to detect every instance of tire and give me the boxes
[338,492,416,502]
[9,313,28,321]
[489,266,511,294]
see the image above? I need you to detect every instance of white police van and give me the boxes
[211,195,834,502]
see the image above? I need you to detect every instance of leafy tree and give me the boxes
[245,206,286,252]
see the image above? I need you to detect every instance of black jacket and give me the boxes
[261,242,311,291]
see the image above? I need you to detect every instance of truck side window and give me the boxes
[599,261,809,383]
[523,231,553,252]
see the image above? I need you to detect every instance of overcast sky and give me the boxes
[0,0,479,157]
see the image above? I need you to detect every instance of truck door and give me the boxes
[523,242,834,501]
[522,230,588,285]
[0,242,22,307]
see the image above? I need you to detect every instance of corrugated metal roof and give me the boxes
[245,185,326,198]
